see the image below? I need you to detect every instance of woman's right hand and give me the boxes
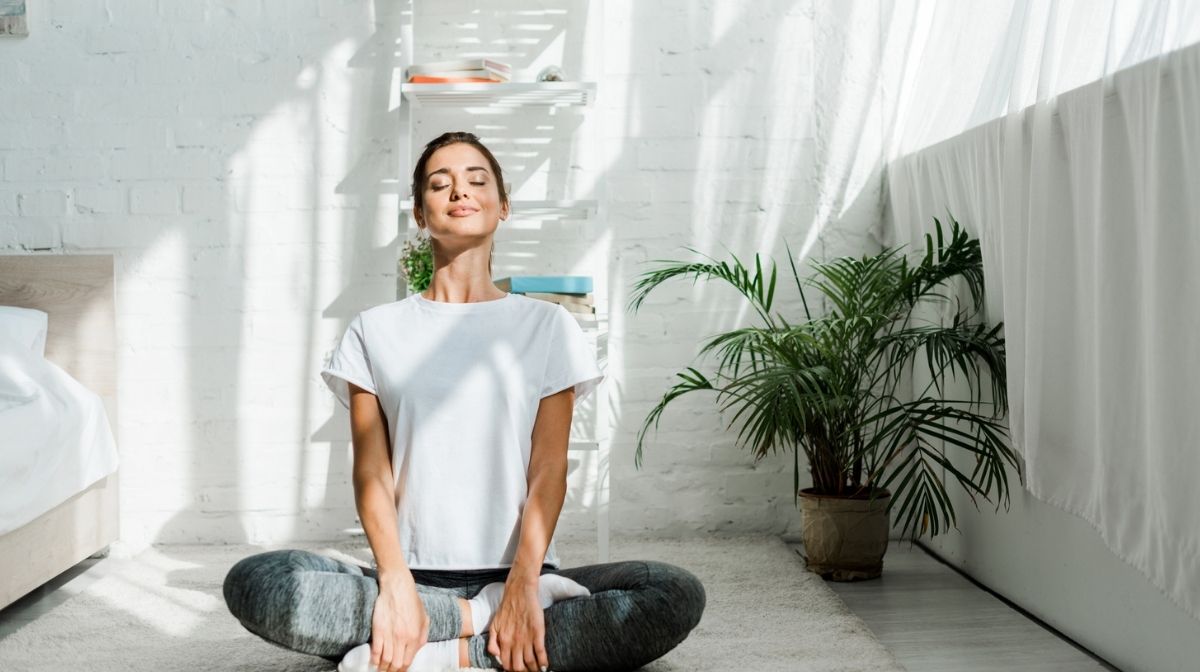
[370,575,430,672]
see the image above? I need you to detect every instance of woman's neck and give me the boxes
[421,280,507,304]
[424,240,501,303]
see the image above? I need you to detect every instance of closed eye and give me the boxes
[430,182,487,190]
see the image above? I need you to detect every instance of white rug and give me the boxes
[0,534,904,671]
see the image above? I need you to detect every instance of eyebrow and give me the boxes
[427,166,490,178]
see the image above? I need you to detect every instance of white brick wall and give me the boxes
[1,0,886,548]
[590,0,884,541]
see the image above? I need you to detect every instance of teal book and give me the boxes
[494,275,593,294]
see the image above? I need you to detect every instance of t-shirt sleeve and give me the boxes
[540,305,605,405]
[321,314,377,410]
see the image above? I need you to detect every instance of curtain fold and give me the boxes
[883,1,1200,619]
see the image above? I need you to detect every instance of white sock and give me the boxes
[467,582,505,636]
[337,639,458,672]
[409,639,459,670]
[467,573,591,634]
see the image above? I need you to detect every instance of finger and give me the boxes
[536,637,550,672]
[395,647,408,672]
[516,643,530,672]
[370,638,382,667]
[487,630,500,658]
[404,642,418,672]
[502,641,515,672]
[504,635,515,670]
[379,639,393,672]
[523,642,539,672]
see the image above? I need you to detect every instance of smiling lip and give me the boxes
[448,207,478,216]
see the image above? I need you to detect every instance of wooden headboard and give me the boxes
[0,254,117,426]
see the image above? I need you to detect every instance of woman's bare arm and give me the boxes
[488,386,574,672]
[511,386,575,584]
[348,382,427,672]
[348,382,410,580]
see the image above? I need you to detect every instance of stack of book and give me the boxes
[494,276,595,317]
[406,58,512,84]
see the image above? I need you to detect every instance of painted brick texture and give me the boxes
[0,0,885,548]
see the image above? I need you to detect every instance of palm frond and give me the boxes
[875,317,1007,412]
[633,367,715,470]
[900,217,987,314]
[783,239,814,322]
[627,247,779,327]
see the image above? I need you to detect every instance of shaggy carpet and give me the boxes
[0,533,904,671]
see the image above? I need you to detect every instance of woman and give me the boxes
[222,132,706,672]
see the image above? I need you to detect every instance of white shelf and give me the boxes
[401,81,596,108]
[400,199,597,220]
[569,313,606,331]
[568,440,599,452]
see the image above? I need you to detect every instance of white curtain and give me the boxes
[883,1,1200,619]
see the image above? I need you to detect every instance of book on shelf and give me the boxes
[408,75,506,84]
[407,59,512,83]
[523,291,592,307]
[523,292,595,316]
[408,58,512,76]
[494,275,593,295]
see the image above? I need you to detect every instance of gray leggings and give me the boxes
[222,549,706,671]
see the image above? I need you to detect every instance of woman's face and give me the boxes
[417,142,508,242]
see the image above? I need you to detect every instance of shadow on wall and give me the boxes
[156,1,407,545]
[141,0,898,545]
[608,0,892,537]
[157,0,606,545]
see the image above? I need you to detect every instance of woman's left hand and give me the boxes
[486,579,549,672]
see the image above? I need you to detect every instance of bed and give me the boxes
[0,254,119,610]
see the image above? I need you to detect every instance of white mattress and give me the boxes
[0,340,119,536]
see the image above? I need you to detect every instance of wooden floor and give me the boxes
[2,542,1121,671]
[786,541,1121,672]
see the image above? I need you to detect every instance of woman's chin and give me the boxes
[426,226,498,245]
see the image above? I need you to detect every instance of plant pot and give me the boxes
[799,487,890,581]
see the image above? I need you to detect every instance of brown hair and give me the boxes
[410,131,509,225]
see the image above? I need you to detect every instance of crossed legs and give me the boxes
[223,549,706,671]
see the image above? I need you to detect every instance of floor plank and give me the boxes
[787,541,1121,672]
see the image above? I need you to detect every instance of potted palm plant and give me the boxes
[627,217,1020,580]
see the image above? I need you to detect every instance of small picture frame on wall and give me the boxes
[1,0,27,37]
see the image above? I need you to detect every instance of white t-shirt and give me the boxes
[320,292,604,570]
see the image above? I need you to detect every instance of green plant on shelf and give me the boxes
[399,232,433,293]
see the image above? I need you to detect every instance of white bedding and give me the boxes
[0,317,119,536]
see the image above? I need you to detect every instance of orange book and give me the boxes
[408,75,503,84]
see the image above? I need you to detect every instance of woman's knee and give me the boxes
[222,550,305,621]
[645,561,706,634]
